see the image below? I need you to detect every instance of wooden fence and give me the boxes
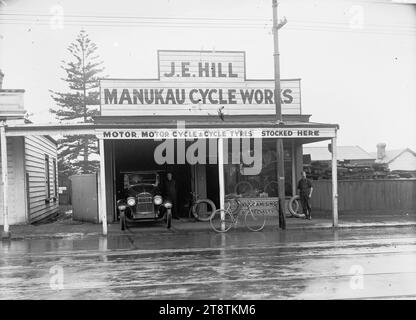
[310,179,416,213]
[58,174,72,205]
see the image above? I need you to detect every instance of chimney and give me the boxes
[376,142,386,160]
[0,69,4,89]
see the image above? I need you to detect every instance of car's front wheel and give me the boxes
[166,208,172,229]
[120,210,126,231]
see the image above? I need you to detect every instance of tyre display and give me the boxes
[192,199,216,221]
[288,195,305,218]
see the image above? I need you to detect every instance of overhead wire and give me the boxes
[0,12,415,36]
[1,12,415,28]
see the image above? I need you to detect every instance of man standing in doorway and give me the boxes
[297,171,313,220]
[165,172,179,219]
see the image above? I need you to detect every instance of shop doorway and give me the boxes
[167,164,191,217]
[113,140,191,218]
[206,164,220,209]
[112,139,219,219]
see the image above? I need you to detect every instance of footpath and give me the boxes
[1,211,415,240]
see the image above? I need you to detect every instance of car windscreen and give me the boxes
[129,184,156,194]
[127,173,156,185]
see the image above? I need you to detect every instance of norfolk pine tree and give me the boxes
[50,30,105,175]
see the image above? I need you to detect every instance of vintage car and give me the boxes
[116,171,172,230]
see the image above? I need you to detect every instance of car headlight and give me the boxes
[127,197,136,206]
[118,204,127,211]
[153,195,163,205]
[164,201,172,209]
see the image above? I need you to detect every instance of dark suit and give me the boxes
[297,178,312,217]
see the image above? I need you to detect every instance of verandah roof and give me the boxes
[4,117,339,137]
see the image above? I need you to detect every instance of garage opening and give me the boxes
[112,139,219,220]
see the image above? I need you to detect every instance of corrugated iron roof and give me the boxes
[303,145,375,161]
[369,148,416,164]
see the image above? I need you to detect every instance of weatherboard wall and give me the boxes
[0,137,27,225]
[24,135,59,223]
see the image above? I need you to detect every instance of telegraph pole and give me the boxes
[272,0,287,229]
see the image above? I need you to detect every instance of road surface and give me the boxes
[1,226,416,299]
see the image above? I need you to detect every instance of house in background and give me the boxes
[302,145,379,180]
[371,143,416,172]
[303,145,376,165]
[0,71,59,225]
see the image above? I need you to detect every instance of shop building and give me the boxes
[1,50,340,235]
[0,77,59,228]
[95,50,339,225]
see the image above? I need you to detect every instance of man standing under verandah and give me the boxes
[297,171,314,220]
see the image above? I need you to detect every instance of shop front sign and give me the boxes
[96,127,336,139]
[100,50,301,116]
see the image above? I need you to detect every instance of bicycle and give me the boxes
[209,195,266,233]
[187,192,216,222]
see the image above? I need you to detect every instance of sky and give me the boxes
[0,0,415,153]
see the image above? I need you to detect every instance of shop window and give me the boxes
[45,154,51,200]
[223,138,293,198]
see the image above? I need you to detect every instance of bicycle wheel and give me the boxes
[288,195,305,218]
[264,181,279,197]
[210,209,233,233]
[244,208,266,231]
[192,199,216,221]
[234,181,253,196]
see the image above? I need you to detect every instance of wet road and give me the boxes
[1,226,416,299]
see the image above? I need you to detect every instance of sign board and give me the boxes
[100,50,301,116]
[0,90,26,118]
[158,51,246,82]
[96,127,336,140]
[239,197,280,216]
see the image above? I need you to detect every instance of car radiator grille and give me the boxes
[136,194,153,213]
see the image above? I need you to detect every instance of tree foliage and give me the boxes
[50,30,105,175]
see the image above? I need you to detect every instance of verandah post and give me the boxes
[98,138,108,236]
[0,122,10,238]
[331,133,338,227]
[218,137,225,231]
